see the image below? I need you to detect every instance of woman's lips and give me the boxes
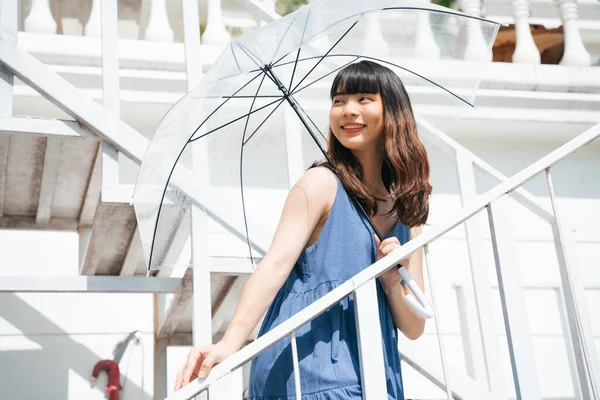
[341,124,366,134]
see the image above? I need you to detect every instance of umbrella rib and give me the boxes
[316,54,476,107]
[230,42,242,73]
[239,72,269,266]
[145,71,264,270]
[221,95,284,99]
[189,97,283,143]
[382,6,501,25]
[270,12,302,67]
[290,20,358,94]
[290,56,360,95]
[288,48,302,92]
[242,98,286,146]
[188,71,265,142]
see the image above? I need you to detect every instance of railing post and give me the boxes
[154,293,169,400]
[414,1,440,59]
[461,0,492,61]
[456,151,507,396]
[24,0,56,34]
[363,12,390,56]
[353,280,388,399]
[555,0,592,66]
[546,169,600,398]
[202,0,231,45]
[182,0,204,92]
[0,0,16,117]
[487,199,542,400]
[100,0,120,116]
[511,0,541,64]
[85,0,102,37]
[145,0,175,42]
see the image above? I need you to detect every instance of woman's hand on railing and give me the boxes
[375,236,405,290]
[174,340,236,392]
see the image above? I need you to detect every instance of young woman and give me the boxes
[174,60,431,399]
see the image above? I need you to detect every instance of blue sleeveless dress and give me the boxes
[248,172,410,399]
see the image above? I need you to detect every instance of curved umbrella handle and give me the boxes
[397,266,434,319]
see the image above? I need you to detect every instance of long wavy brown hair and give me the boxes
[314,60,431,227]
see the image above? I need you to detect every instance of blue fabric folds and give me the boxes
[249,171,409,399]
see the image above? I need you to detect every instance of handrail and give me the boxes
[166,122,600,400]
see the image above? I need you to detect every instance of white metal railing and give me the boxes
[19,0,593,66]
[3,1,599,399]
[167,122,600,400]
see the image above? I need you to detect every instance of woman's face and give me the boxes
[329,92,384,152]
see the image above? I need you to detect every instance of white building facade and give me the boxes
[0,0,599,399]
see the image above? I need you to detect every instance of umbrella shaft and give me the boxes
[263,66,384,241]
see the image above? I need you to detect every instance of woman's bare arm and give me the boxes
[176,167,337,388]
[377,226,426,340]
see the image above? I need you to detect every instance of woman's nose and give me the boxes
[343,102,358,117]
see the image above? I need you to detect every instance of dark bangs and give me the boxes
[330,61,381,98]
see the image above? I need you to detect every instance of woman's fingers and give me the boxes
[181,348,204,386]
[174,369,183,391]
[198,354,217,378]
[378,237,401,256]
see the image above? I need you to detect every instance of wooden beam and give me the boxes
[36,136,62,224]
[157,268,193,339]
[0,117,95,138]
[211,276,248,336]
[0,216,78,230]
[80,202,137,275]
[0,276,182,293]
[0,134,9,217]
[78,141,101,226]
[120,227,143,276]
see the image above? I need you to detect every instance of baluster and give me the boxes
[461,0,491,61]
[145,0,174,42]
[414,2,440,59]
[555,0,592,66]
[511,0,541,64]
[202,0,231,45]
[362,12,391,57]
[24,0,57,34]
[84,0,101,37]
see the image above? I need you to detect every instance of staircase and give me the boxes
[1,0,599,399]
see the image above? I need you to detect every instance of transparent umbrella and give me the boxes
[133,0,500,319]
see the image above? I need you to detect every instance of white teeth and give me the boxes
[343,125,364,129]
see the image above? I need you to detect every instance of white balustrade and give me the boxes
[461,0,492,61]
[84,0,101,37]
[24,0,57,34]
[144,0,174,42]
[414,2,440,59]
[511,0,541,64]
[363,12,391,57]
[555,0,592,66]
[202,0,231,45]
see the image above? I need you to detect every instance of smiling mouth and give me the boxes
[341,124,366,133]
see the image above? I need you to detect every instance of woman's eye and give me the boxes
[360,96,372,102]
[333,99,343,104]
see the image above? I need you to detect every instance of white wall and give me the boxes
[1,134,598,400]
[0,230,155,400]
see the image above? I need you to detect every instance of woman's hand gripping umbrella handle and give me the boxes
[397,266,434,319]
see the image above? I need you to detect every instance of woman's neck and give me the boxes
[353,146,386,195]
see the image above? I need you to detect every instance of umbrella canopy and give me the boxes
[133,0,500,274]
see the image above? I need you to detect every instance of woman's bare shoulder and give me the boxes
[295,166,338,202]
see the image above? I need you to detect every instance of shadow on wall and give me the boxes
[0,294,152,400]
